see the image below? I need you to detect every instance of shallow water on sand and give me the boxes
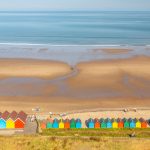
[0,44,150,65]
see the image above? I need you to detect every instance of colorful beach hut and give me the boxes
[52,118,59,128]
[106,118,112,128]
[6,111,17,128]
[15,111,27,128]
[87,118,94,128]
[59,119,64,129]
[64,118,70,129]
[100,118,107,128]
[129,119,135,128]
[94,118,100,128]
[123,118,130,128]
[112,119,118,128]
[117,118,124,128]
[0,111,10,129]
[76,119,82,128]
[70,119,76,128]
[140,118,148,128]
[41,120,46,129]
[135,119,141,128]
[46,118,53,128]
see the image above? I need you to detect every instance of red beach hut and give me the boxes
[15,111,27,128]
[140,118,148,128]
[94,118,100,128]
[117,118,124,128]
[64,118,70,129]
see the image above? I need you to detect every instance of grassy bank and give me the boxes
[41,128,150,138]
[0,136,150,150]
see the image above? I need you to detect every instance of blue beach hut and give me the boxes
[0,119,6,128]
[52,118,59,128]
[0,111,10,129]
[106,118,112,128]
[76,119,82,128]
[87,118,94,128]
[129,118,135,128]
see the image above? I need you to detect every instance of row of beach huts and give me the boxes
[41,118,150,129]
[0,111,27,129]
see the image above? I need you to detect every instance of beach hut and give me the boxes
[100,118,107,128]
[0,111,10,129]
[64,118,70,129]
[135,119,141,128]
[46,118,53,129]
[70,119,76,128]
[140,118,148,128]
[106,118,112,128]
[87,118,94,128]
[76,119,82,128]
[6,111,18,128]
[59,119,64,129]
[129,118,135,128]
[15,111,27,128]
[52,118,59,128]
[117,118,124,128]
[94,118,100,128]
[123,118,130,128]
[41,120,46,129]
[112,119,118,128]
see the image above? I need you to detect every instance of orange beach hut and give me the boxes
[15,111,27,128]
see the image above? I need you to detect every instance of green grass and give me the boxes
[41,128,150,138]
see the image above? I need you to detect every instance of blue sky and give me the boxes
[0,0,150,11]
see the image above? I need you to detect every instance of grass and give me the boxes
[0,135,150,150]
[41,128,150,138]
[0,128,150,150]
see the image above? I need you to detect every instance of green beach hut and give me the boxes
[123,118,130,128]
[70,119,76,128]
[100,118,107,128]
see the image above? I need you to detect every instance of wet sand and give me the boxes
[0,56,150,113]
[93,48,133,54]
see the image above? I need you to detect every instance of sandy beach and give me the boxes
[0,55,149,114]
[0,58,71,79]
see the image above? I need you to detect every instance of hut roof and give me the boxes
[76,118,81,122]
[9,111,18,121]
[17,111,27,123]
[1,111,10,120]
[65,118,70,123]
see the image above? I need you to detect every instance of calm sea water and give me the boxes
[0,11,150,45]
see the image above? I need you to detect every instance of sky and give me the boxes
[0,0,150,11]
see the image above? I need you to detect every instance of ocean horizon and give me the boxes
[0,11,150,45]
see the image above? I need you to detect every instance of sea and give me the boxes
[0,11,150,64]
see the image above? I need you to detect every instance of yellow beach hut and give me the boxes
[135,119,141,128]
[6,111,18,128]
[112,119,118,128]
[59,119,64,129]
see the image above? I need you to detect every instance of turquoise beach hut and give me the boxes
[106,118,112,128]
[52,118,59,128]
[46,118,53,128]
[88,118,94,128]
[129,118,135,128]
[0,111,10,129]
[76,119,82,128]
